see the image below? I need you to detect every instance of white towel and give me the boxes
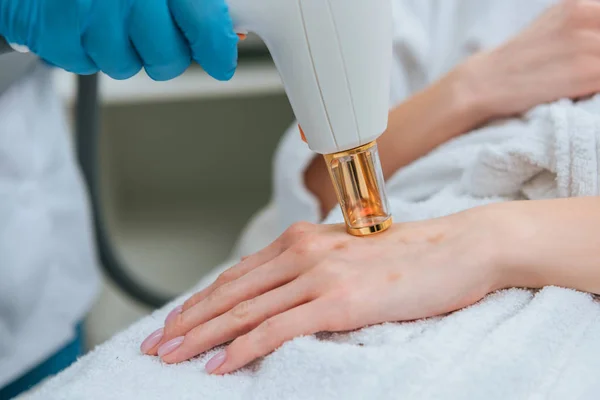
[22,97,600,400]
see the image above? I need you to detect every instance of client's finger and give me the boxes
[181,234,291,313]
[181,252,302,326]
[160,277,315,364]
[146,250,303,356]
[180,223,333,314]
[206,299,334,375]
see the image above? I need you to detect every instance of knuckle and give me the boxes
[283,221,314,243]
[289,221,314,234]
[290,234,323,256]
[252,319,277,351]
[231,299,256,321]
[257,318,275,334]
[206,282,230,304]
[183,293,201,310]
[216,269,235,285]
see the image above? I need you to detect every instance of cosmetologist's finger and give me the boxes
[81,0,142,79]
[128,0,191,80]
[169,0,239,80]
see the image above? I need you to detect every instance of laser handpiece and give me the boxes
[227,0,394,236]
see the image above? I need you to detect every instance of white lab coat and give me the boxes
[0,65,99,386]
[233,0,556,258]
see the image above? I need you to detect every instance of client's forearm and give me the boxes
[305,67,489,217]
[377,69,488,179]
[492,197,600,295]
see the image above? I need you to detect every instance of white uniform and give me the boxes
[0,65,99,387]
[233,0,555,257]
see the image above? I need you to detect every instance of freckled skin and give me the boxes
[396,225,447,246]
[333,242,348,251]
[386,272,402,283]
[428,232,446,244]
[292,246,307,256]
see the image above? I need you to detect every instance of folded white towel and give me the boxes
[21,94,600,400]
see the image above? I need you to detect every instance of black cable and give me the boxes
[76,74,172,309]
[0,36,12,54]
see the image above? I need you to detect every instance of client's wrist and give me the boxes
[418,63,493,143]
[469,201,545,292]
[453,52,507,125]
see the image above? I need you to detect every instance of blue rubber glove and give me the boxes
[0,0,239,81]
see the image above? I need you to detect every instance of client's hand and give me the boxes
[141,207,508,374]
[465,0,600,118]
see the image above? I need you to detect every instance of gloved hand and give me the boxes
[0,0,239,81]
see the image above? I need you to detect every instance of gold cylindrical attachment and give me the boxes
[323,141,392,236]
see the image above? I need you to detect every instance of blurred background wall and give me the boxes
[58,38,296,348]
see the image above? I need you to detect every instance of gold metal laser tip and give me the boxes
[323,141,392,237]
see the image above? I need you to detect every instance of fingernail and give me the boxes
[205,350,227,374]
[165,305,183,325]
[140,328,164,354]
[158,336,184,357]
